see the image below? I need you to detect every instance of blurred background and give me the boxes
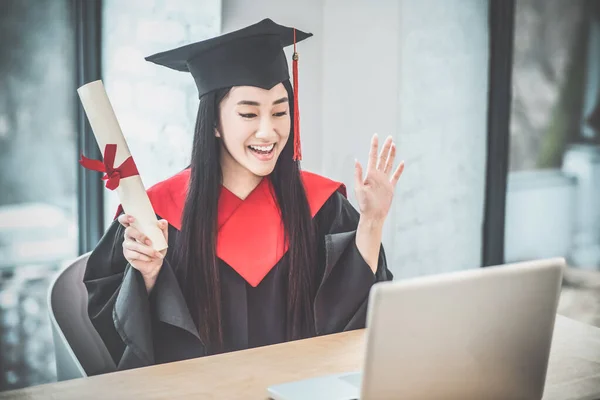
[0,0,599,392]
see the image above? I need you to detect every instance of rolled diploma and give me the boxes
[77,80,168,252]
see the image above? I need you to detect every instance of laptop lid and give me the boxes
[360,258,564,399]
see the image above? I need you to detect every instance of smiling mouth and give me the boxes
[248,144,275,155]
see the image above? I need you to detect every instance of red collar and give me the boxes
[117,169,345,287]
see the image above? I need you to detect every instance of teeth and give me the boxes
[249,144,274,152]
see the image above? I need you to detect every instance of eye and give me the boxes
[273,111,288,117]
[239,113,257,119]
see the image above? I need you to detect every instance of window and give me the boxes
[0,0,77,390]
[505,0,600,268]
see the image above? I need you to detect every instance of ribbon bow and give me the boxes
[79,144,139,190]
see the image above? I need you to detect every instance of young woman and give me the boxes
[83,18,404,371]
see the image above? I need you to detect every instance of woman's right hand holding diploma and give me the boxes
[118,214,169,294]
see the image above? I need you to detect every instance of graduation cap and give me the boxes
[145,18,313,160]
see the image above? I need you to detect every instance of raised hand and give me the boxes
[354,134,405,224]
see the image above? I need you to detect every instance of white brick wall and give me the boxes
[101,0,221,225]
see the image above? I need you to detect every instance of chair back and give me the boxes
[48,252,116,380]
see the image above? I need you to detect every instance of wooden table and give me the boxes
[2,315,599,400]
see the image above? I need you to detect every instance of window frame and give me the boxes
[74,0,104,254]
[482,0,515,267]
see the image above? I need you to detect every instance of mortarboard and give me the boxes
[145,18,313,160]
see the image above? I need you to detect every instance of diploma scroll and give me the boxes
[77,80,168,252]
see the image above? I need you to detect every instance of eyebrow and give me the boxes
[237,97,288,106]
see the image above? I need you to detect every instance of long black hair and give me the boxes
[175,80,317,354]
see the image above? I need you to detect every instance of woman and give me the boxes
[83,18,404,371]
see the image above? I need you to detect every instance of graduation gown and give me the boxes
[83,169,393,371]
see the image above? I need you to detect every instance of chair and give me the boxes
[47,252,116,380]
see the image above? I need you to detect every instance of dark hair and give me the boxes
[175,81,317,354]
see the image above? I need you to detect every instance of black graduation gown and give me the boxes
[83,190,393,372]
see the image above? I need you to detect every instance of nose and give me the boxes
[255,115,276,141]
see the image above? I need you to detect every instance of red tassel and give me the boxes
[292,28,301,161]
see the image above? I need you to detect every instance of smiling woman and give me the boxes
[83,18,403,371]
[217,84,292,197]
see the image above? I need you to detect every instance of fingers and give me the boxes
[366,134,379,173]
[122,217,169,245]
[158,219,169,246]
[117,214,134,228]
[120,217,169,265]
[123,239,163,261]
[391,161,405,186]
[384,143,396,175]
[123,249,152,263]
[124,226,151,246]
[377,136,393,171]
[354,159,364,188]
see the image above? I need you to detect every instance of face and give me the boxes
[217,84,291,178]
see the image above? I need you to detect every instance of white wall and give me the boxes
[222,0,489,279]
[393,0,489,277]
[101,0,222,226]
[320,0,401,270]
[101,0,492,279]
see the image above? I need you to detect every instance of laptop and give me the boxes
[267,258,565,400]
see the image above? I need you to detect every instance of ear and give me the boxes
[215,127,221,138]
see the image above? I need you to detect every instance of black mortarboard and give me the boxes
[145,18,312,160]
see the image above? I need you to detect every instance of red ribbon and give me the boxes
[79,144,139,190]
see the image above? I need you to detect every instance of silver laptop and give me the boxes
[267,258,565,400]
